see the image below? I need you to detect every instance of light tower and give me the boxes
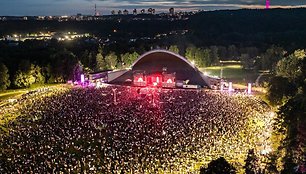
[94,4,100,16]
[266,0,270,9]
[95,4,97,16]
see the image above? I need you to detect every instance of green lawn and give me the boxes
[0,91,25,101]
[200,64,259,84]
[0,84,61,101]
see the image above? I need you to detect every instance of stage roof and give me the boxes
[109,50,210,87]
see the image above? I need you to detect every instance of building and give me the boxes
[123,9,129,15]
[90,50,216,88]
[169,8,175,15]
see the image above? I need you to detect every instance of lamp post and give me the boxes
[220,60,224,91]
[112,88,117,105]
[266,0,270,9]
[248,83,252,94]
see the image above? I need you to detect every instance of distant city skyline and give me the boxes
[1,0,306,16]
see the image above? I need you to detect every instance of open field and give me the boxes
[200,64,259,85]
[0,84,61,101]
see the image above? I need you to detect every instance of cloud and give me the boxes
[90,0,306,9]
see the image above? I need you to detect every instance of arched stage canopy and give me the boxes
[109,50,211,87]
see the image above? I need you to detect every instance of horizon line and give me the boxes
[1,6,306,17]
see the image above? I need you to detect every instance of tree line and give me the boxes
[265,49,306,174]
[0,38,296,90]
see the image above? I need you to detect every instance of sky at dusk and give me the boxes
[0,0,306,16]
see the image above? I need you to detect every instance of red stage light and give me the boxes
[156,77,159,83]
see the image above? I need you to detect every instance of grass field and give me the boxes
[0,84,69,134]
[0,84,60,101]
[0,90,27,101]
[200,64,259,85]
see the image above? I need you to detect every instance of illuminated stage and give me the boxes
[97,50,217,89]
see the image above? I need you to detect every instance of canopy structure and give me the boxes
[109,49,211,88]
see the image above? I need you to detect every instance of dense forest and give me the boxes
[1,8,306,50]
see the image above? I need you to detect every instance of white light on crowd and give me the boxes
[228,82,232,92]
[248,83,252,94]
[81,74,85,83]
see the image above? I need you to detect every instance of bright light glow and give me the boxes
[228,82,233,92]
[266,0,270,9]
[137,77,144,82]
[96,82,101,87]
[81,74,85,83]
[248,83,252,94]
[261,148,272,155]
[167,79,173,83]
[8,99,17,103]
[153,82,158,86]
[156,77,159,83]
[191,60,195,65]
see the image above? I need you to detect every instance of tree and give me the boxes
[105,52,118,69]
[278,93,306,174]
[18,59,31,74]
[96,51,107,71]
[228,45,239,60]
[244,149,258,174]
[121,52,139,68]
[73,61,84,81]
[260,46,285,71]
[185,46,211,67]
[13,70,35,88]
[269,49,306,173]
[244,47,259,58]
[203,48,212,67]
[168,45,179,54]
[200,157,236,174]
[80,50,96,71]
[185,46,197,61]
[267,76,297,106]
[218,46,227,60]
[13,64,45,88]
[0,63,10,90]
[49,49,77,82]
[276,49,305,80]
[195,48,211,67]
[209,46,219,65]
[31,64,45,84]
[241,53,254,69]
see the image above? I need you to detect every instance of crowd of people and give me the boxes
[0,85,275,173]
